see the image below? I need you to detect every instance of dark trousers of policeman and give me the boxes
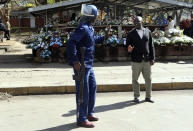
[74,67,97,123]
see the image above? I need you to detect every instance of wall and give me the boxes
[10,18,44,28]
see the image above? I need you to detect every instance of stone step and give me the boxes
[0,48,6,54]
[0,45,9,54]
[0,54,33,63]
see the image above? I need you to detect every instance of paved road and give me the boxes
[1,90,193,131]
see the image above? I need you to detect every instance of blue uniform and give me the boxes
[67,22,104,123]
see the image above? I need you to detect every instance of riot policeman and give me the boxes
[67,4,105,128]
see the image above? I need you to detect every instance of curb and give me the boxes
[0,82,193,95]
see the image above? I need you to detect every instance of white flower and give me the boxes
[169,29,181,37]
[181,36,193,44]
[152,29,165,38]
[160,37,171,44]
[170,36,184,44]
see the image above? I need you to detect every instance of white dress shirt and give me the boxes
[136,28,144,39]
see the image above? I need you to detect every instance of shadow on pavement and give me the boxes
[0,60,132,69]
[62,100,146,117]
[156,60,193,64]
[0,55,71,68]
[1,56,193,69]
[93,61,132,67]
[36,122,78,131]
[95,100,146,112]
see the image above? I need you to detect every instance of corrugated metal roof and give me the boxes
[156,0,192,8]
[28,0,94,13]
[116,0,193,10]
[28,0,193,13]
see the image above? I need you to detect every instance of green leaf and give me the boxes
[47,0,55,4]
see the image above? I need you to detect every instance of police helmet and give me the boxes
[81,4,98,18]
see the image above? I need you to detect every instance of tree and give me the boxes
[0,0,10,24]
[0,0,70,25]
[0,0,10,4]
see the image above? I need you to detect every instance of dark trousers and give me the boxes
[74,67,97,122]
[4,30,10,40]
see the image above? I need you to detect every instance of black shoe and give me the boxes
[133,98,139,103]
[145,98,154,103]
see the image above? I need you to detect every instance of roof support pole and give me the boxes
[114,2,116,19]
[46,9,48,33]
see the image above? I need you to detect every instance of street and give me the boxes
[0,90,193,131]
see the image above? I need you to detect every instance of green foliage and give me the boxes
[47,0,55,4]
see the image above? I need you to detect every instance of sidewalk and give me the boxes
[0,38,193,95]
[1,91,193,131]
[0,60,193,95]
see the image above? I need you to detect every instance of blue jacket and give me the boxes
[67,22,104,68]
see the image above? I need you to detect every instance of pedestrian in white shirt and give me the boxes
[165,16,175,37]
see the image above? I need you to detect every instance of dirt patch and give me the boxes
[0,92,13,101]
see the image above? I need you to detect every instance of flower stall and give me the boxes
[25,0,193,62]
[152,28,193,59]
[23,26,70,62]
